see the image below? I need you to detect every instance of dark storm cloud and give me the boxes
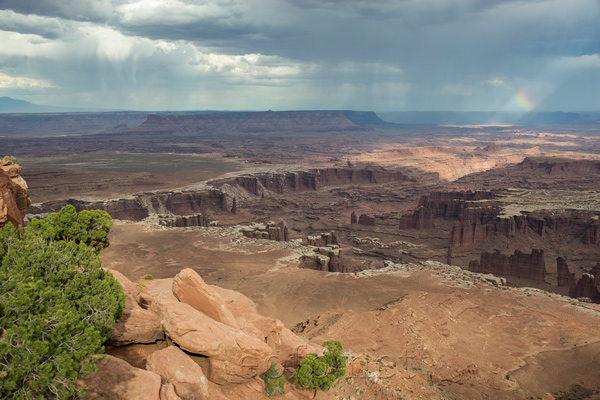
[0,0,598,111]
[0,0,113,21]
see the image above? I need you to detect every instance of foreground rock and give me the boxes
[150,296,273,384]
[172,268,240,329]
[146,346,210,400]
[0,156,30,228]
[82,355,161,400]
[110,296,164,346]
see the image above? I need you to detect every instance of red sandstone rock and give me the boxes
[358,214,375,226]
[350,211,357,224]
[0,157,30,228]
[240,221,289,241]
[159,383,181,400]
[172,268,240,329]
[159,213,210,227]
[150,297,272,384]
[556,257,575,287]
[467,249,546,281]
[306,232,338,247]
[569,274,600,302]
[82,355,161,400]
[584,220,600,244]
[110,296,164,346]
[399,206,435,230]
[146,346,210,400]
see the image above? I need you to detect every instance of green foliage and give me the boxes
[260,361,286,397]
[294,340,348,397]
[143,274,154,280]
[3,156,19,164]
[28,205,113,253]
[0,210,125,399]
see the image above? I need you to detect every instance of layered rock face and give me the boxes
[358,214,375,226]
[467,249,546,281]
[212,167,414,196]
[569,274,600,303]
[159,213,210,228]
[556,257,576,287]
[399,206,435,230]
[0,156,30,228]
[518,158,600,176]
[584,220,600,244]
[91,268,315,399]
[240,221,289,241]
[28,189,229,222]
[133,111,371,134]
[300,245,345,273]
[306,232,338,247]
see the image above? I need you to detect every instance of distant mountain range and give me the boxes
[0,97,119,113]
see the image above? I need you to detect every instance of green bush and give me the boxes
[0,208,125,399]
[143,274,154,280]
[260,361,286,396]
[294,340,348,398]
[28,205,113,253]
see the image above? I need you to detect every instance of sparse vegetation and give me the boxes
[294,340,348,398]
[260,361,286,396]
[144,274,154,280]
[0,207,125,399]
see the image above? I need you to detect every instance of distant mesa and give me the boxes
[133,111,380,133]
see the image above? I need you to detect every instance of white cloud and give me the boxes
[116,0,241,26]
[0,72,57,89]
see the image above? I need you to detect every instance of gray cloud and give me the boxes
[0,0,598,111]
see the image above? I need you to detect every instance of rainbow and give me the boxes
[511,91,535,112]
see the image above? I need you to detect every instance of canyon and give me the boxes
[5,109,600,399]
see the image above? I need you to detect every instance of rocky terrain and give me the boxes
[4,110,600,398]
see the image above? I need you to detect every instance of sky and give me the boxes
[0,0,599,112]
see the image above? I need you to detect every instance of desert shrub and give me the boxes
[143,274,154,280]
[260,361,286,396]
[28,205,113,253]
[0,209,125,399]
[294,340,348,398]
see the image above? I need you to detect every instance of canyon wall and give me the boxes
[212,167,414,196]
[467,249,546,281]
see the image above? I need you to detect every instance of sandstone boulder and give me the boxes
[82,355,161,400]
[172,268,239,329]
[111,296,164,346]
[146,346,210,400]
[107,269,144,304]
[150,297,272,384]
[159,383,181,400]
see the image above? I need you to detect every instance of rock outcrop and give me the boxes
[399,206,435,230]
[28,189,229,222]
[240,221,289,241]
[584,220,600,244]
[110,296,164,346]
[569,274,600,303]
[556,257,575,287]
[89,268,317,398]
[172,268,239,329]
[82,355,162,400]
[467,249,546,281]
[0,156,30,228]
[358,214,375,226]
[146,346,210,400]
[306,232,338,247]
[159,213,210,228]
[350,211,357,224]
[211,167,414,196]
[300,245,345,273]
